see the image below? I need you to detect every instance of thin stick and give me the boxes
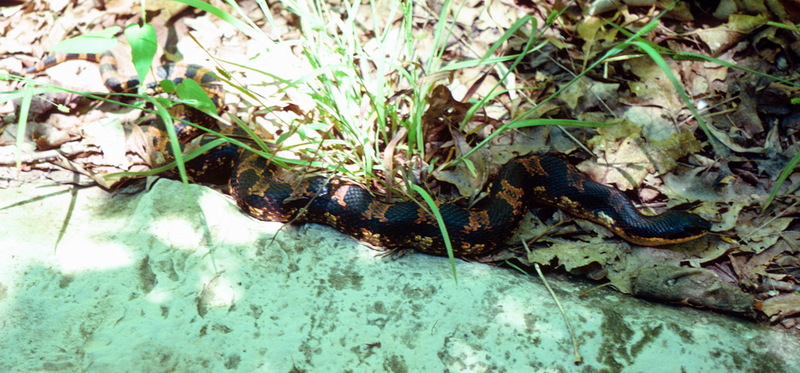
[534,262,582,365]
[523,240,583,365]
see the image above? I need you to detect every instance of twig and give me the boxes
[522,240,583,365]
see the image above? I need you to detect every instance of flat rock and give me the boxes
[0,179,797,372]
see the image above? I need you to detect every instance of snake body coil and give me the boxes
[231,151,710,256]
[20,53,712,257]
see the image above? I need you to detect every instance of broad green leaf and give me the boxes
[124,23,157,93]
[175,79,217,116]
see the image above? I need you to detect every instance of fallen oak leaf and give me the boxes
[759,293,800,323]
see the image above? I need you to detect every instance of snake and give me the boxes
[17,52,712,257]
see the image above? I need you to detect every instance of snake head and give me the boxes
[620,210,712,246]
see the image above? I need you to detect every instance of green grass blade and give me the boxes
[763,151,800,211]
[675,51,800,88]
[631,40,722,154]
[148,96,189,189]
[108,137,230,178]
[410,184,458,283]
[460,119,618,161]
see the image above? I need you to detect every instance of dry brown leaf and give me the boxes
[30,120,79,150]
[622,106,676,142]
[695,14,769,54]
[760,293,800,321]
[646,130,703,173]
[580,120,651,190]
[584,139,651,190]
[684,60,729,97]
[143,0,188,17]
[81,118,129,169]
[605,245,707,294]
[667,235,734,266]
[625,56,682,110]
[526,240,623,275]
[735,210,793,254]
[560,78,619,112]
[430,131,492,197]
[488,126,550,165]
[736,240,798,294]
[576,16,616,63]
